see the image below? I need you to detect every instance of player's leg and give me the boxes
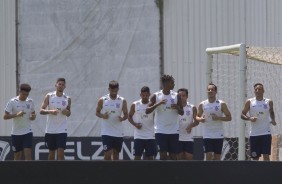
[112,137,123,160]
[213,138,224,160]
[144,139,157,160]
[204,138,213,160]
[56,133,67,160]
[102,135,113,160]
[156,133,168,160]
[261,134,272,161]
[134,139,144,160]
[45,133,56,160]
[249,136,261,161]
[183,141,194,160]
[11,134,23,160]
[177,141,184,160]
[23,132,33,160]
[168,134,179,160]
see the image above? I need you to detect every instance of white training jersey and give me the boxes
[154,90,179,134]
[4,96,35,135]
[249,97,271,136]
[202,99,224,138]
[45,91,69,134]
[132,99,155,139]
[178,102,195,141]
[100,94,125,137]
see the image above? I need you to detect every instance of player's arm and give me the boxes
[218,102,232,121]
[176,93,184,115]
[128,103,136,125]
[62,97,71,117]
[3,111,25,119]
[186,106,199,133]
[29,100,36,120]
[119,99,128,122]
[29,111,36,120]
[128,103,140,129]
[269,100,276,125]
[191,106,199,127]
[195,103,205,122]
[3,101,25,119]
[96,98,108,119]
[241,100,252,121]
[145,94,156,114]
[40,94,51,115]
[145,94,166,114]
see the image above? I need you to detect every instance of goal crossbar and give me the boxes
[206,44,242,54]
[207,44,282,64]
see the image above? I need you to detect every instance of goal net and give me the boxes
[206,44,282,161]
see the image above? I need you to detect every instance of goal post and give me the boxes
[205,43,282,161]
[206,43,247,160]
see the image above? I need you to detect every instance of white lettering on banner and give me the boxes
[35,142,49,160]
[120,141,134,160]
[91,142,104,160]
[65,142,75,160]
[0,140,10,160]
[77,142,91,160]
[34,140,134,160]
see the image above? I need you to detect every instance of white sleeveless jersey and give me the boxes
[154,90,179,134]
[100,94,124,137]
[178,102,195,141]
[202,99,224,138]
[132,99,155,139]
[45,91,69,134]
[249,97,271,136]
[5,96,35,135]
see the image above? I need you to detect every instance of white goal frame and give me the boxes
[206,43,247,160]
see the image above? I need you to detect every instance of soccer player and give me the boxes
[196,83,232,160]
[96,80,128,160]
[177,88,199,160]
[40,78,71,160]
[3,83,36,160]
[128,86,157,160]
[146,74,184,160]
[241,83,276,161]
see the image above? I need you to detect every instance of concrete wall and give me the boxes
[1,0,161,136]
[163,0,282,137]
[0,0,16,136]
[0,161,281,184]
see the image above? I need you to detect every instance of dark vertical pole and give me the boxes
[15,0,19,93]
[155,0,164,90]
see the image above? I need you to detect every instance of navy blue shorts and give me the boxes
[102,135,123,152]
[178,141,194,154]
[11,132,33,152]
[45,133,67,150]
[155,133,179,154]
[203,138,223,154]
[134,139,157,157]
[249,134,272,158]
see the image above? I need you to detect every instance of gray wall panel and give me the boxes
[0,0,16,136]
[163,0,282,136]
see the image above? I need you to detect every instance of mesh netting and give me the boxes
[210,46,282,160]
[228,46,282,65]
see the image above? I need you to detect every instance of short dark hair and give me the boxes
[208,82,217,92]
[177,88,188,95]
[57,78,66,83]
[20,83,31,93]
[141,86,150,93]
[254,83,263,88]
[161,74,174,85]
[109,80,119,89]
